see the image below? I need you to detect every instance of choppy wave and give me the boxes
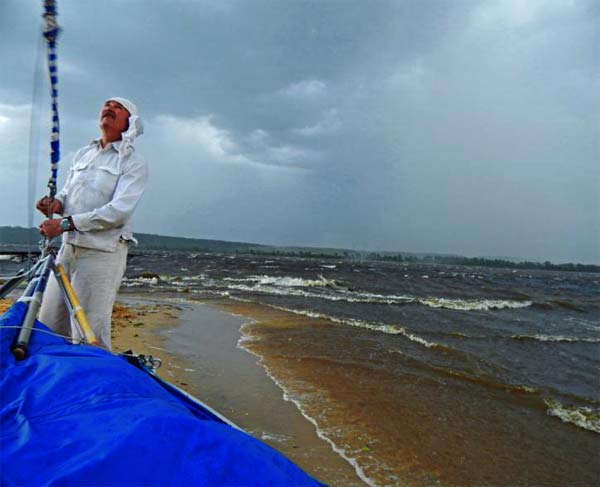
[544,399,600,433]
[225,274,338,288]
[129,271,534,313]
[226,280,532,312]
[121,276,159,287]
[226,283,415,305]
[418,297,532,311]
[238,299,441,348]
[511,334,600,343]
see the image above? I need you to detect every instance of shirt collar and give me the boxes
[91,138,122,152]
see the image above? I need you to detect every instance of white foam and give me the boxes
[236,335,377,487]
[419,297,532,311]
[227,283,415,305]
[121,276,159,287]
[225,282,532,316]
[225,274,337,288]
[181,274,207,281]
[246,300,440,348]
[512,334,600,343]
[544,399,600,433]
[259,432,290,443]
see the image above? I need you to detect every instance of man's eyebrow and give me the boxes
[104,101,125,109]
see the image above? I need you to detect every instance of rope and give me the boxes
[42,0,61,205]
[0,326,86,344]
[0,267,40,281]
[27,33,45,270]
[0,326,162,370]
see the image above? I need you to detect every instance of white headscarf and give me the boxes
[105,97,144,158]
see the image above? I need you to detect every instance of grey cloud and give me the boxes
[1,0,598,263]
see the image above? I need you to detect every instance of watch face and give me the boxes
[61,219,70,231]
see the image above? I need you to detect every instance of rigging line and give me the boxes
[27,32,46,270]
[41,0,61,252]
[0,326,86,344]
[0,326,161,362]
[43,1,61,198]
[0,266,42,281]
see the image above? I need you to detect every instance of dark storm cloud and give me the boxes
[1,0,598,263]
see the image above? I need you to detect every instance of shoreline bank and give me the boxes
[113,294,365,486]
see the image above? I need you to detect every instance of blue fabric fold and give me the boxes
[0,302,324,486]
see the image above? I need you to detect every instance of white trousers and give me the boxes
[39,241,128,350]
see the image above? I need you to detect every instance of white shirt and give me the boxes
[56,139,148,252]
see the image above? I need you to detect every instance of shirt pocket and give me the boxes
[93,165,120,199]
[69,160,90,187]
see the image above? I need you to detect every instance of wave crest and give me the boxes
[419,297,532,311]
[544,399,600,433]
[512,334,600,343]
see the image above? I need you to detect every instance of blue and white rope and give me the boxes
[42,0,60,199]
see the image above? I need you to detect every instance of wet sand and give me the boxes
[110,299,200,390]
[112,295,364,486]
[1,296,362,484]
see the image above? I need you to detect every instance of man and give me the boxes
[36,97,147,350]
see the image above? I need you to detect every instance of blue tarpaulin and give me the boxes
[0,302,324,486]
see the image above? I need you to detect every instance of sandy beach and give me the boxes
[0,295,362,485]
[111,295,365,486]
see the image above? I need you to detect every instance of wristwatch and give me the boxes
[60,217,72,232]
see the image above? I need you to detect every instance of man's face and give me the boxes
[99,100,130,134]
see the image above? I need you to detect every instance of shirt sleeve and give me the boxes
[71,155,148,232]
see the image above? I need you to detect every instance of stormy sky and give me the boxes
[1,0,598,263]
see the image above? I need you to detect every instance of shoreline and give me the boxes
[1,295,363,485]
[5,285,598,486]
[191,296,600,487]
[112,293,365,487]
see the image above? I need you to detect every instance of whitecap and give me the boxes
[512,334,600,343]
[419,297,532,311]
[251,301,440,348]
[544,399,600,433]
[225,274,337,288]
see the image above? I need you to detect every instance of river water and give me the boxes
[7,250,597,486]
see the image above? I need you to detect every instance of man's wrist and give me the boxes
[60,216,75,232]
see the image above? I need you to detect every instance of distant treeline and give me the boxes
[1,226,597,273]
[361,253,600,273]
[0,226,262,253]
[240,248,346,259]
[134,232,263,253]
[239,248,599,273]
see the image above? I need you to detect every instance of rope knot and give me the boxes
[42,1,60,43]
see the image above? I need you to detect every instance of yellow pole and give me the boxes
[55,263,99,346]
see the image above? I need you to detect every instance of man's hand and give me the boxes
[39,219,64,239]
[36,196,63,217]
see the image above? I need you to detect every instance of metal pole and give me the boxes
[16,256,49,302]
[12,254,54,360]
